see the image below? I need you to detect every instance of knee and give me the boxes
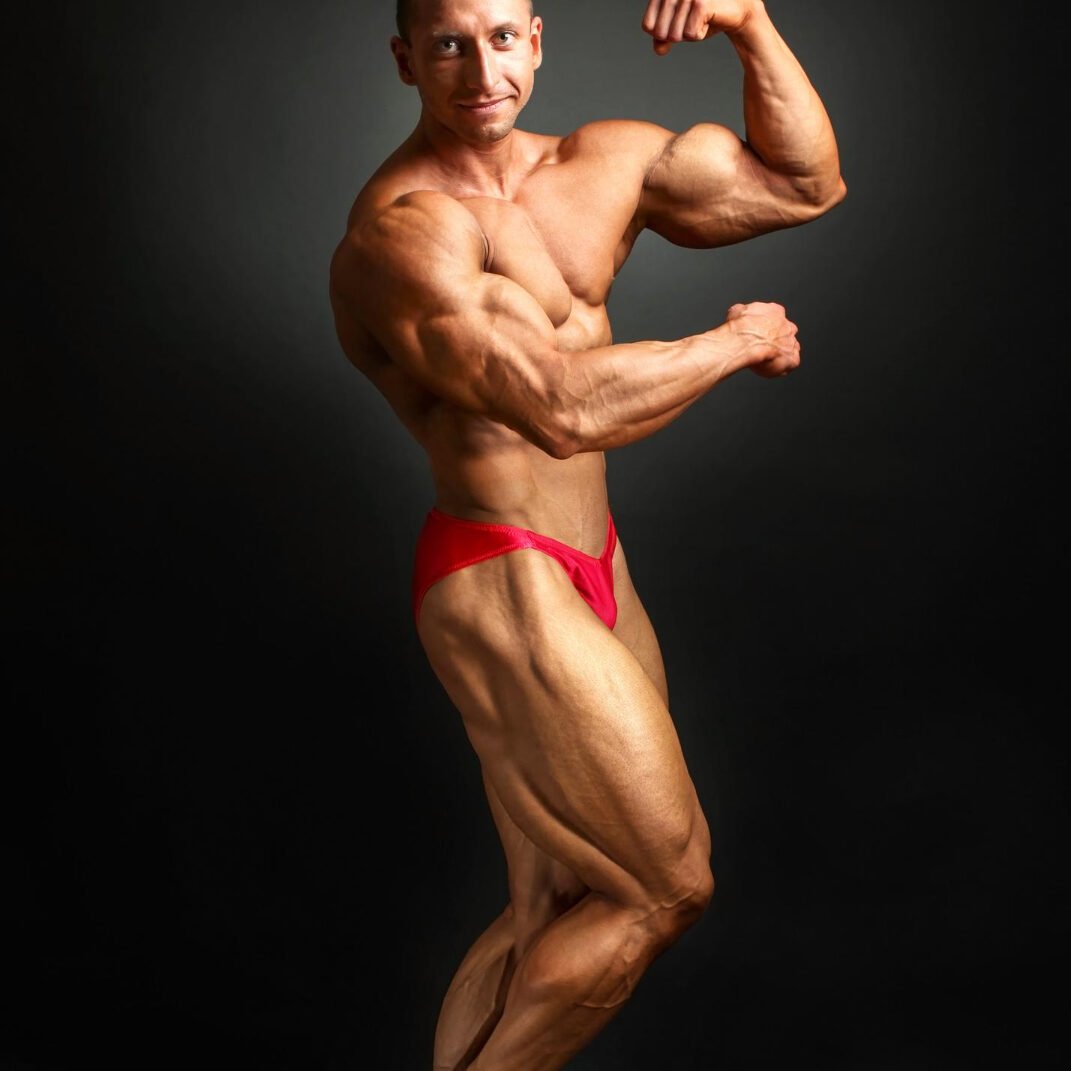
[657,860,715,939]
[641,821,716,948]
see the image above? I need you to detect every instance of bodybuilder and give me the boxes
[329,1,846,1067]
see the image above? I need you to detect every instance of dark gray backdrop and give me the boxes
[6,2,1065,1069]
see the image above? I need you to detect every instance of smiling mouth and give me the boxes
[458,98,510,114]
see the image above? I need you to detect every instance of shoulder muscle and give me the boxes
[330,191,564,449]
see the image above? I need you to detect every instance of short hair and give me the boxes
[395,1,534,43]
[396,0,414,41]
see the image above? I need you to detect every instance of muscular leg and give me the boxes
[432,538,672,1069]
[608,537,670,707]
[419,543,714,1071]
[432,904,515,1071]
[433,769,587,1071]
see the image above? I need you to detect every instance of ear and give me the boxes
[390,35,417,86]
[530,16,543,70]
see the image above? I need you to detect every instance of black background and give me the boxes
[5,2,1066,1069]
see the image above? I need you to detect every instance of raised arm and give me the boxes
[330,190,801,459]
[638,0,847,248]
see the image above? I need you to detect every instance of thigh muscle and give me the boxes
[419,548,705,910]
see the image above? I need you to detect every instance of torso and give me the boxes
[331,122,651,551]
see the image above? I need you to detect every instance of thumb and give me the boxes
[653,38,673,55]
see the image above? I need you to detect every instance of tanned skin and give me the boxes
[329,2,845,1067]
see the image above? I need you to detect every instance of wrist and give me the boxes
[725,1,772,48]
[695,322,751,380]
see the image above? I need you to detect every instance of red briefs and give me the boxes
[412,507,619,630]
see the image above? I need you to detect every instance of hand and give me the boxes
[725,301,801,378]
[641,0,759,56]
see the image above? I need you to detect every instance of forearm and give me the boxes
[552,325,752,455]
[729,2,843,199]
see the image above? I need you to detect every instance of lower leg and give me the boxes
[433,907,518,1071]
[468,891,685,1071]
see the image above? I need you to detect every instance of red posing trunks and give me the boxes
[412,508,618,630]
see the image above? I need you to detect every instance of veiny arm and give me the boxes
[330,190,800,459]
[638,0,847,248]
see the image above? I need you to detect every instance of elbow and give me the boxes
[824,173,849,211]
[479,341,584,458]
[540,431,581,461]
[520,360,584,460]
[525,407,582,460]
[799,170,848,219]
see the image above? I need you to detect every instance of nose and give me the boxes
[463,42,499,92]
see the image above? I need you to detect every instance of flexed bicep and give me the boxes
[640,121,809,248]
[330,191,571,456]
[636,0,846,247]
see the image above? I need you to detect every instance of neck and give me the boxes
[412,114,527,198]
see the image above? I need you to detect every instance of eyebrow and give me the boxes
[429,21,524,39]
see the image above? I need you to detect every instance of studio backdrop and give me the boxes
[6,3,1063,1069]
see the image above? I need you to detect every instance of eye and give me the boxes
[434,38,461,54]
[493,31,517,45]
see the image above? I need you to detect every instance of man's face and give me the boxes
[391,0,543,145]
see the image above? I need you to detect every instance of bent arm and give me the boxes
[330,191,792,459]
[640,0,846,247]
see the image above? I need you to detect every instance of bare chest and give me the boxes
[458,167,637,330]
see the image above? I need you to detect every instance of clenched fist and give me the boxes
[642,0,761,55]
[725,301,801,378]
